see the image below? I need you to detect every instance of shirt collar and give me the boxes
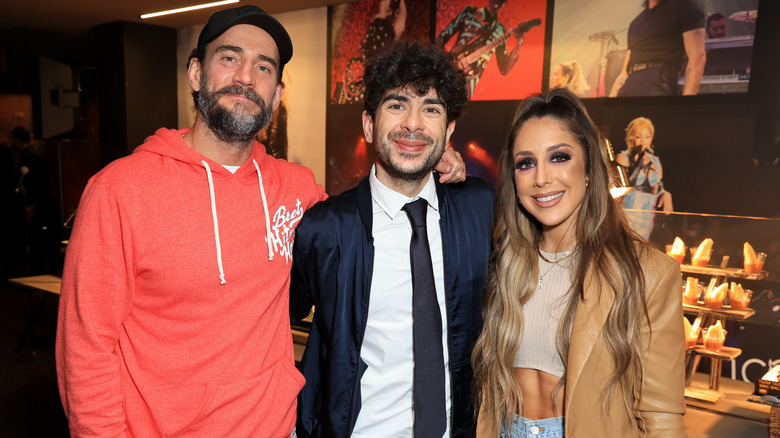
[369,164,439,220]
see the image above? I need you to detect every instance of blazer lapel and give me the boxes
[565,269,614,414]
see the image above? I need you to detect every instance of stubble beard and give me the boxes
[374,130,446,182]
[196,72,274,146]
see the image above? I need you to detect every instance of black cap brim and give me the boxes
[197,6,292,66]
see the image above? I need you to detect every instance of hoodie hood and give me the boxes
[135,127,269,181]
[136,127,276,284]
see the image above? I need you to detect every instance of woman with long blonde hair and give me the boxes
[473,89,685,437]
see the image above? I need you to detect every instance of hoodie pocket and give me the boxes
[142,381,217,437]
[143,358,306,437]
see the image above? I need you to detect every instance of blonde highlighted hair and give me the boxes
[556,60,591,97]
[625,116,655,154]
[472,88,650,431]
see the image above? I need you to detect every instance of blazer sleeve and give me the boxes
[637,255,686,437]
[290,215,316,324]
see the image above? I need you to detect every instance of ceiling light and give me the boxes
[140,0,239,19]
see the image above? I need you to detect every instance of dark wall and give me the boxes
[0,28,93,95]
[0,22,178,276]
[95,22,178,167]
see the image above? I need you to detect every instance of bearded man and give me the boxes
[55,7,466,437]
[291,40,495,438]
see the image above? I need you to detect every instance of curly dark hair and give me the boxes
[363,40,467,124]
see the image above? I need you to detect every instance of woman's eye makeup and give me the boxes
[515,150,573,169]
[515,157,536,170]
[550,151,572,162]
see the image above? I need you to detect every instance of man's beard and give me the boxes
[196,76,274,145]
[374,130,446,182]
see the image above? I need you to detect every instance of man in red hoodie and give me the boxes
[56,6,465,437]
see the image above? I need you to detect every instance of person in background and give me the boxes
[56,6,466,437]
[610,0,706,96]
[436,0,527,98]
[291,40,494,438]
[360,0,407,60]
[1,127,50,275]
[473,89,685,437]
[706,12,727,39]
[0,132,14,278]
[617,116,673,241]
[548,60,591,97]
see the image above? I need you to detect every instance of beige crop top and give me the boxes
[512,250,573,378]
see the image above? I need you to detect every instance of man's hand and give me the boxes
[435,147,466,183]
[610,49,631,97]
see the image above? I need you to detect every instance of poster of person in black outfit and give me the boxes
[550,0,757,97]
[609,0,706,96]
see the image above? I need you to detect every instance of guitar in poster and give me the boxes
[454,18,541,80]
[436,0,547,101]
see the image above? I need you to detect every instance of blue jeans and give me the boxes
[500,415,564,438]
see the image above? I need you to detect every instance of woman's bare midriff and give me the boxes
[512,367,565,420]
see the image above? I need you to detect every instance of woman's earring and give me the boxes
[586,179,589,188]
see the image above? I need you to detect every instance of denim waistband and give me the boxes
[500,415,564,438]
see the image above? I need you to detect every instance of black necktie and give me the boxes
[403,198,446,437]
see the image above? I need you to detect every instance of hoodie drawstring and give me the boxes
[253,159,275,262]
[202,160,227,285]
[201,159,276,285]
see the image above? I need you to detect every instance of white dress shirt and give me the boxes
[352,165,451,438]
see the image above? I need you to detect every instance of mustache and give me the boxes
[387,131,434,145]
[213,85,264,106]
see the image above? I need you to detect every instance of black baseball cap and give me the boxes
[196,5,293,67]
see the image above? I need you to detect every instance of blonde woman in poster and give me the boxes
[548,60,590,97]
[472,89,685,437]
[617,116,673,240]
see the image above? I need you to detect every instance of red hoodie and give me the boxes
[56,128,325,437]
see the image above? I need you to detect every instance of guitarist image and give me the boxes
[436,0,540,98]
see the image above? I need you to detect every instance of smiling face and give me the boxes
[188,24,283,144]
[512,116,588,246]
[363,86,455,195]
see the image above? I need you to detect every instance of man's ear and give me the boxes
[444,120,456,145]
[361,111,375,144]
[272,81,285,112]
[188,57,203,92]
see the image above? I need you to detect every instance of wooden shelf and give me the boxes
[7,275,62,295]
[682,264,770,408]
[685,386,725,404]
[691,345,742,360]
[686,373,773,424]
[683,303,756,320]
[680,264,768,280]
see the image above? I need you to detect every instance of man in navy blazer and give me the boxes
[291,40,494,438]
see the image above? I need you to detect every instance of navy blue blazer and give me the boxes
[291,175,495,438]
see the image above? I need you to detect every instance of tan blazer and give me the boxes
[477,248,686,438]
